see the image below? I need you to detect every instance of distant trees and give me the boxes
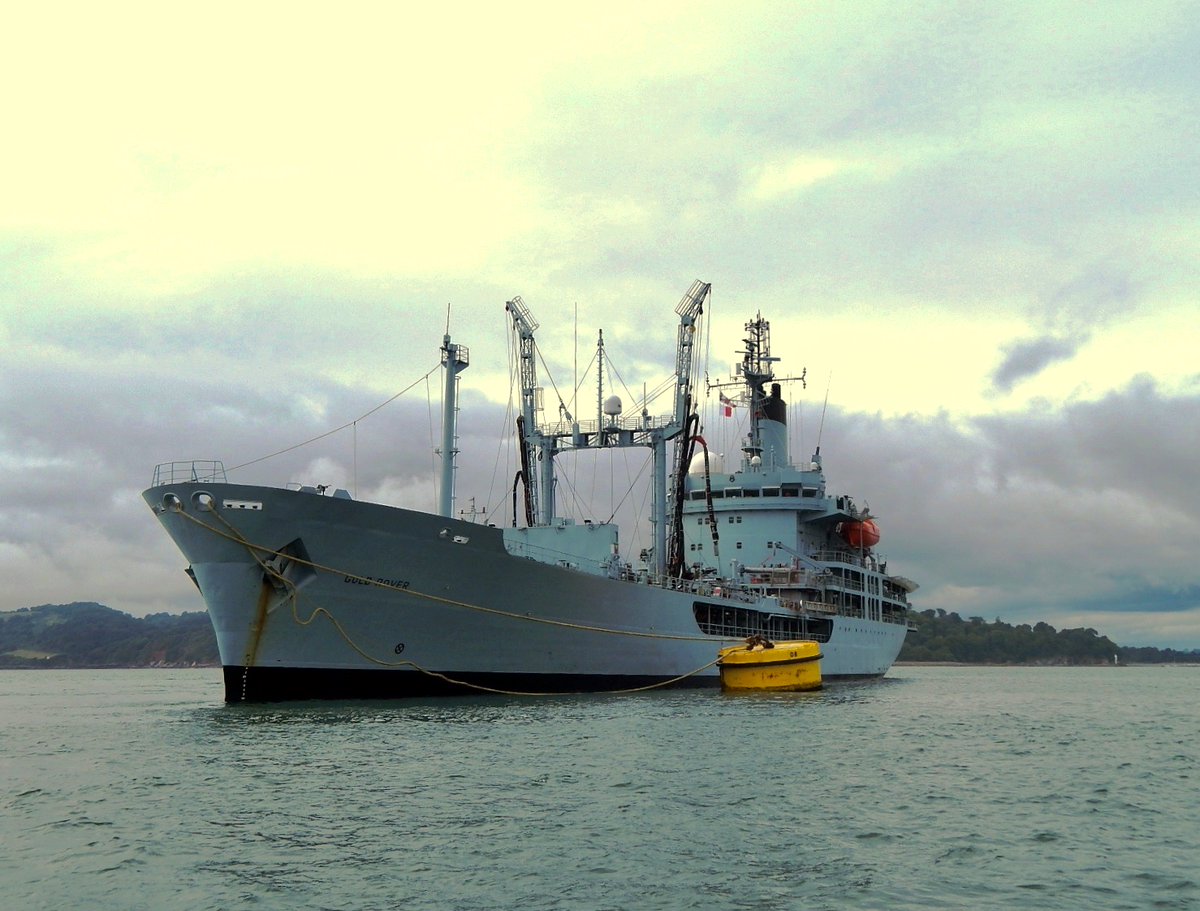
[0,603,218,668]
[900,609,1199,665]
[1116,644,1200,664]
[3,601,1196,669]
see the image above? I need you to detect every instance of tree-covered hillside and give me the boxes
[0,602,218,668]
[899,609,1199,665]
[2,602,1196,669]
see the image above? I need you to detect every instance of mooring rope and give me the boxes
[171,505,726,696]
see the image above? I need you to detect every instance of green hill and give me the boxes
[0,602,218,668]
[899,609,1200,665]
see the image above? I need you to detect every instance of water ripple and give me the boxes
[1,667,1197,910]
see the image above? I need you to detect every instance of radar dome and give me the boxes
[603,395,623,417]
[687,452,725,475]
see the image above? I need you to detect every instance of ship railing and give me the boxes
[771,590,913,626]
[637,571,760,604]
[824,576,865,593]
[778,597,840,615]
[538,413,676,438]
[819,602,863,620]
[812,548,897,580]
[629,564,902,613]
[151,460,229,486]
[811,548,870,567]
[743,567,827,588]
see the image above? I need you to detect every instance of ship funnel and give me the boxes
[757,383,789,469]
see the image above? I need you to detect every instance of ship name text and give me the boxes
[344,575,410,590]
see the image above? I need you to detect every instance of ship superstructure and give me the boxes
[680,315,917,646]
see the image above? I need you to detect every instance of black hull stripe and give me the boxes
[223,665,883,703]
[718,654,822,669]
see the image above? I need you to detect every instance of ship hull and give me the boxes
[145,482,908,702]
[220,665,721,702]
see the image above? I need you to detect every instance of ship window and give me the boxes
[802,488,817,498]
[763,487,780,497]
[689,491,705,500]
[736,542,743,549]
[728,516,734,524]
[736,516,742,524]
[743,489,759,497]
[726,487,742,497]
[710,490,724,499]
[697,518,704,525]
[691,603,832,643]
[782,485,801,497]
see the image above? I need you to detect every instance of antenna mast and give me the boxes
[438,323,469,518]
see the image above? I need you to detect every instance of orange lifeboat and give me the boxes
[838,518,880,549]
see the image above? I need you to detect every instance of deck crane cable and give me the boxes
[228,362,442,472]
[482,319,522,525]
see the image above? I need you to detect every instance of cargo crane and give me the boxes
[505,281,710,576]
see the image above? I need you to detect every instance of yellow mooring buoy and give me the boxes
[716,636,823,692]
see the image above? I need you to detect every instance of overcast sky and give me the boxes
[2,2,1197,648]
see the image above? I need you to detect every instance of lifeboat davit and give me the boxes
[838,518,880,549]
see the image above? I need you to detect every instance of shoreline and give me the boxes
[894,660,1200,668]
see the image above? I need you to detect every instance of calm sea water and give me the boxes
[1,666,1196,910]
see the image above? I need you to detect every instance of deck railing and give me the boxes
[151,460,229,486]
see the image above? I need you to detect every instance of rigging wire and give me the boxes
[568,347,600,420]
[427,371,437,512]
[816,370,832,454]
[604,448,653,524]
[535,344,572,422]
[483,314,520,525]
[227,362,441,472]
[573,302,579,504]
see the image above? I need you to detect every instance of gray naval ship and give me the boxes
[144,281,916,702]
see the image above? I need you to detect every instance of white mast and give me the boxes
[438,332,469,518]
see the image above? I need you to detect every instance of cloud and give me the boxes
[2,296,1198,646]
[812,376,1200,645]
[990,335,1086,392]
[1,3,1199,652]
